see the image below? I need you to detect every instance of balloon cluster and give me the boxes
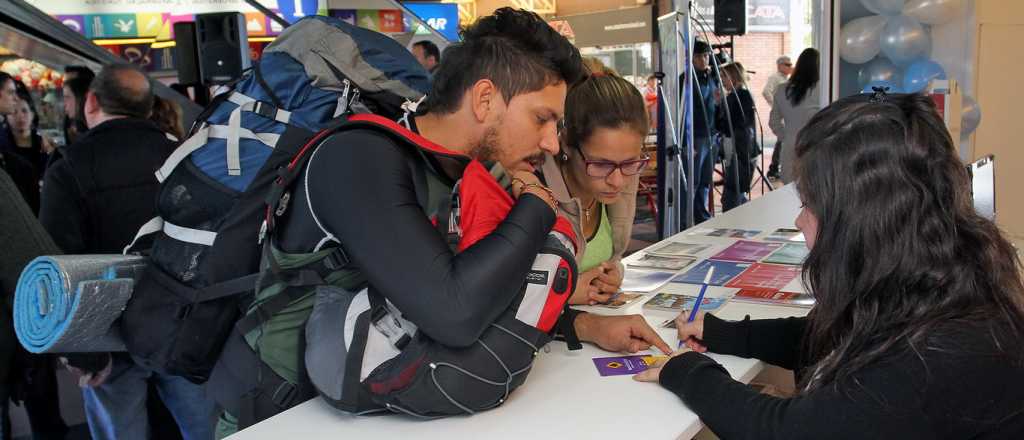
[839,0,980,134]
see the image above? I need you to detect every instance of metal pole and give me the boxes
[681,3,695,230]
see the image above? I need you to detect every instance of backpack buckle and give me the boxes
[271,382,298,409]
[252,101,278,120]
[275,192,291,217]
[322,247,350,271]
[370,306,411,350]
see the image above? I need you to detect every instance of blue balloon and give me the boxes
[862,80,902,94]
[902,59,947,93]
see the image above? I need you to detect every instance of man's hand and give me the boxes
[60,353,113,388]
[575,313,672,355]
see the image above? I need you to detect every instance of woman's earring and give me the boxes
[560,151,569,162]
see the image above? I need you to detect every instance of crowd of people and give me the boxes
[0,6,1021,440]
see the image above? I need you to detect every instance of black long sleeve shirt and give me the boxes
[659,314,1024,439]
[277,127,555,348]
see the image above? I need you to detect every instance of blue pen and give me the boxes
[688,267,716,322]
[679,267,715,348]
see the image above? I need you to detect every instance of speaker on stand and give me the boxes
[713,0,747,37]
[195,12,250,85]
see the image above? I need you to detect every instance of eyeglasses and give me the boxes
[578,148,651,178]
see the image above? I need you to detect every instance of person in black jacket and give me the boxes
[39,63,216,440]
[0,168,69,440]
[635,93,1024,438]
[715,62,758,211]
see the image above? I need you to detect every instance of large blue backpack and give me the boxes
[121,16,430,384]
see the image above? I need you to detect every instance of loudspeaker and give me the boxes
[714,0,747,36]
[196,12,250,84]
[173,22,201,85]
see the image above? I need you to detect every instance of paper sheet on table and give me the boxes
[620,270,677,292]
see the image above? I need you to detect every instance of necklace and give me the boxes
[583,197,597,222]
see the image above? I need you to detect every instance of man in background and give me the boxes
[761,55,791,180]
[39,63,215,440]
[412,40,441,74]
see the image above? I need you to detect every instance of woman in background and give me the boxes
[61,75,91,147]
[769,48,820,183]
[636,93,1024,438]
[716,62,758,211]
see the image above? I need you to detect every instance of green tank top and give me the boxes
[580,204,614,273]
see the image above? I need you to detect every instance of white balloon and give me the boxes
[857,56,900,87]
[962,95,981,135]
[840,15,888,64]
[880,15,930,65]
[903,0,961,25]
[861,0,906,16]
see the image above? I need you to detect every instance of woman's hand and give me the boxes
[569,266,614,305]
[633,347,692,383]
[591,261,623,294]
[675,312,708,353]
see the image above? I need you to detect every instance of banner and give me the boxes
[693,0,790,33]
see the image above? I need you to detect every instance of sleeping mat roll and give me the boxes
[14,255,147,353]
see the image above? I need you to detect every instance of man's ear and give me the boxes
[84,92,100,115]
[468,79,501,123]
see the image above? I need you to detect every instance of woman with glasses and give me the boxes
[551,71,650,305]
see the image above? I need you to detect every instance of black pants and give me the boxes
[768,140,782,176]
[1,352,68,440]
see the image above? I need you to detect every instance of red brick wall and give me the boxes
[728,32,788,131]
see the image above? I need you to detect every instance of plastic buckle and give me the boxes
[252,101,277,120]
[370,306,410,350]
[322,247,350,271]
[271,382,298,409]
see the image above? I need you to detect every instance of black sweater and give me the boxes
[659,314,1024,439]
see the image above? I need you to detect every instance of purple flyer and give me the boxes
[711,240,783,263]
[592,355,667,376]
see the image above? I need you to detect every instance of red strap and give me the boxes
[347,114,468,158]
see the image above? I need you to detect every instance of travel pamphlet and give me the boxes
[691,228,762,239]
[642,292,730,313]
[711,240,784,263]
[592,292,647,309]
[733,288,816,308]
[672,259,751,286]
[620,270,677,292]
[725,263,803,290]
[645,241,714,258]
[593,354,668,376]
[628,254,696,271]
[762,243,809,265]
[763,228,806,242]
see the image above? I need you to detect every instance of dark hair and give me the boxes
[413,40,441,63]
[149,95,184,140]
[793,93,1024,392]
[64,65,95,83]
[563,73,647,151]
[786,48,819,106]
[0,72,12,90]
[13,80,38,129]
[64,75,92,131]
[90,63,153,119]
[426,8,585,115]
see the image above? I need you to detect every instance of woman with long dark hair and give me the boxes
[768,48,820,183]
[635,93,1024,438]
[62,75,92,146]
[716,62,758,211]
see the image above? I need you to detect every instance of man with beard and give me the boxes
[218,9,670,432]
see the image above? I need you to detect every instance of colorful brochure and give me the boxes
[763,228,806,242]
[732,288,816,308]
[762,243,809,265]
[645,241,714,257]
[711,240,783,263]
[593,354,668,376]
[642,292,729,313]
[629,254,696,271]
[672,259,750,286]
[725,263,802,290]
